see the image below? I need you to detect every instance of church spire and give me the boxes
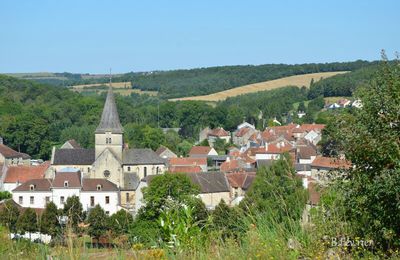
[95,71,123,134]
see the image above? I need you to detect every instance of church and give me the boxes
[47,86,167,210]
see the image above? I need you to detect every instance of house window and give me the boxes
[105,196,110,204]
[90,196,95,207]
[127,166,131,172]
[64,181,69,187]
[126,193,130,202]
[19,196,23,204]
[30,196,34,205]
[87,167,90,173]
[45,196,50,203]
[144,167,147,177]
[156,167,159,174]
[106,211,110,215]
[97,184,102,191]
[60,196,65,205]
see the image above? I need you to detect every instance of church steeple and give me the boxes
[95,73,123,134]
[95,71,124,161]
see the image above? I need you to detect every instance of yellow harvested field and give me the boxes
[71,81,132,89]
[169,71,349,102]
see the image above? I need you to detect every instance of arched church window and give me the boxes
[144,167,147,177]
[103,170,110,178]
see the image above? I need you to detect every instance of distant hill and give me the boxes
[169,71,348,102]
[4,60,378,98]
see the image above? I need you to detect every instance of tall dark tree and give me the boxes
[16,208,38,235]
[108,209,133,236]
[40,202,61,237]
[0,200,20,232]
[87,205,109,240]
[63,195,84,229]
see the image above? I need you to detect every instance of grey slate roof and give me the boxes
[95,86,123,134]
[123,148,166,165]
[189,172,230,193]
[256,159,275,168]
[53,149,95,165]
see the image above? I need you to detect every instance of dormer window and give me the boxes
[29,184,35,191]
[96,184,102,191]
[64,181,69,187]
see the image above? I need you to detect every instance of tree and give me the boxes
[328,55,400,250]
[16,208,38,235]
[177,140,193,157]
[63,195,84,229]
[298,101,306,112]
[241,155,307,223]
[87,205,109,240]
[0,200,20,232]
[40,202,61,237]
[211,200,244,239]
[0,191,11,200]
[108,209,133,236]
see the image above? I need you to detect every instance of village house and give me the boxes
[198,127,231,146]
[0,162,50,192]
[0,142,31,166]
[189,146,218,158]
[12,170,119,215]
[233,126,257,147]
[168,157,208,172]
[311,156,351,184]
[226,171,256,205]
[155,146,177,159]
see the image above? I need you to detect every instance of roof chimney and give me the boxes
[0,136,3,144]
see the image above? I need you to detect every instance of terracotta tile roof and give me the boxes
[169,165,202,173]
[189,146,212,156]
[81,179,119,191]
[299,124,325,133]
[155,146,168,155]
[208,127,229,137]
[297,146,317,160]
[4,162,50,183]
[235,127,251,137]
[311,156,351,169]
[169,157,207,166]
[0,144,30,159]
[226,172,256,190]
[220,159,240,172]
[13,179,52,192]
[254,143,294,155]
[52,172,81,188]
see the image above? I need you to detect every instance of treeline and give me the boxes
[23,60,377,98]
[114,60,376,98]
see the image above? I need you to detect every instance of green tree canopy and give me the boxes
[40,202,61,237]
[16,208,38,235]
[87,205,109,239]
[0,200,20,232]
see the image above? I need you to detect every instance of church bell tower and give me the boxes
[95,73,124,161]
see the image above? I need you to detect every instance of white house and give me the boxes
[12,171,120,215]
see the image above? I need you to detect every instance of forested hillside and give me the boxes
[114,60,376,98]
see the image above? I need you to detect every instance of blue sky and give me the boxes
[0,0,399,73]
